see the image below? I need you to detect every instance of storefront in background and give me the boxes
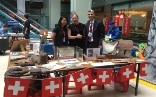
[93,0,153,43]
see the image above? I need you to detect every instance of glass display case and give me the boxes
[54,46,83,59]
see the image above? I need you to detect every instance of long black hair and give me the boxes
[57,16,68,27]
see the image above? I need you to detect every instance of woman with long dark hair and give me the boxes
[51,16,69,46]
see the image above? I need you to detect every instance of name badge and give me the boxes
[88,32,93,37]
[63,37,65,42]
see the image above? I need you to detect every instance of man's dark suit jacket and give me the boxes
[85,19,104,50]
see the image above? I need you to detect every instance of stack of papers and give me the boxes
[114,59,128,63]
[59,59,80,64]
[41,62,66,70]
[10,55,26,60]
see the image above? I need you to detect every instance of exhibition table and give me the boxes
[6,52,146,97]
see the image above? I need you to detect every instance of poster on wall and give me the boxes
[122,18,131,36]
[113,16,119,27]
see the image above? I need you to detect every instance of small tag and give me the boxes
[91,37,93,42]
[88,32,93,37]
[63,37,65,42]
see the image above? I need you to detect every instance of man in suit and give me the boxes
[85,9,104,53]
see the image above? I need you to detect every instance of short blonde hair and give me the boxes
[71,13,79,18]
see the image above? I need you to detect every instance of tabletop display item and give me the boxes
[39,52,48,64]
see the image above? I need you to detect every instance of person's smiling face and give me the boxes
[72,14,79,25]
[88,10,95,21]
[61,17,67,27]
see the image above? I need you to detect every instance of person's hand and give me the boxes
[77,34,82,39]
[98,45,102,49]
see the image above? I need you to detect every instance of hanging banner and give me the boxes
[42,77,62,97]
[119,64,135,82]
[119,13,125,20]
[140,62,148,76]
[104,17,110,33]
[113,16,119,27]
[4,78,30,97]
[96,68,113,85]
[122,18,131,36]
[72,69,93,89]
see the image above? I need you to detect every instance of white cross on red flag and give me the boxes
[73,69,93,89]
[140,62,148,76]
[4,77,30,97]
[42,77,62,97]
[96,68,113,85]
[119,64,135,82]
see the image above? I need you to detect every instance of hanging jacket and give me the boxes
[107,26,119,39]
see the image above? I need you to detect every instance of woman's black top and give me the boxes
[52,26,68,46]
[68,23,85,49]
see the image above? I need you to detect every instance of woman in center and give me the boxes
[68,13,86,52]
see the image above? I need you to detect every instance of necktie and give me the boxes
[88,21,93,42]
[89,21,93,32]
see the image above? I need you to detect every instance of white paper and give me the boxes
[30,43,40,52]
[114,58,128,63]
[91,62,115,67]
[52,65,66,70]
[41,62,66,70]
[59,59,80,64]
[10,55,26,60]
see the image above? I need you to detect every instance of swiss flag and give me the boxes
[119,64,135,82]
[140,62,148,76]
[73,69,93,89]
[42,77,62,97]
[96,68,113,85]
[4,77,30,97]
